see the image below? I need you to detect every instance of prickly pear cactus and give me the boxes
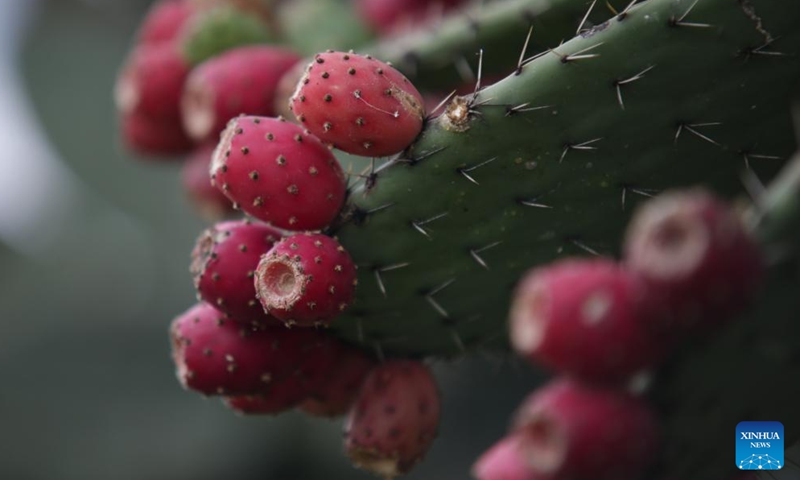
[330,0,800,357]
[115,0,800,479]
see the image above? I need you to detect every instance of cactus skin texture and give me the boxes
[325,0,800,358]
[366,0,603,91]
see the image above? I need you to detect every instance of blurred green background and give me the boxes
[0,1,544,478]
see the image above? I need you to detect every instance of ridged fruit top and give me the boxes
[254,232,358,327]
[191,219,283,324]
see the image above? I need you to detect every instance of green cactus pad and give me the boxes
[367,0,608,91]
[181,6,274,66]
[277,0,374,56]
[326,0,800,358]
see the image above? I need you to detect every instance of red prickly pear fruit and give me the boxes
[137,0,196,46]
[344,360,441,478]
[287,334,348,393]
[472,435,540,480]
[274,59,310,120]
[509,258,667,384]
[222,376,307,415]
[254,233,357,327]
[512,377,659,480]
[355,0,466,36]
[289,51,425,157]
[225,333,346,414]
[169,303,337,395]
[191,219,283,325]
[121,110,194,156]
[181,46,302,143]
[623,188,765,334]
[181,143,235,219]
[115,43,190,122]
[210,116,347,230]
[299,347,376,418]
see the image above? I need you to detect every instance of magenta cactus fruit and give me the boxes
[289,51,425,157]
[191,219,283,325]
[137,0,196,46]
[210,116,347,230]
[509,258,666,383]
[512,378,659,480]
[472,435,538,480]
[300,347,376,418]
[115,43,190,123]
[288,333,348,392]
[343,360,441,478]
[222,377,307,415]
[181,46,302,143]
[121,110,194,156]
[181,143,235,219]
[254,233,357,327]
[274,60,309,120]
[226,334,349,414]
[169,303,337,395]
[623,188,765,334]
[356,0,467,36]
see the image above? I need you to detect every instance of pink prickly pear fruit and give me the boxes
[289,51,425,157]
[181,142,235,219]
[356,0,467,36]
[274,59,311,120]
[137,0,197,46]
[210,116,347,231]
[181,46,302,143]
[286,332,348,393]
[224,332,347,414]
[169,303,337,395]
[120,110,194,156]
[344,360,441,478]
[191,219,284,325]
[222,376,307,415]
[254,233,357,327]
[472,435,540,480]
[115,43,190,123]
[299,346,376,418]
[509,258,667,384]
[623,188,765,334]
[512,377,660,480]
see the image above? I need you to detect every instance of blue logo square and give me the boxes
[736,421,784,470]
